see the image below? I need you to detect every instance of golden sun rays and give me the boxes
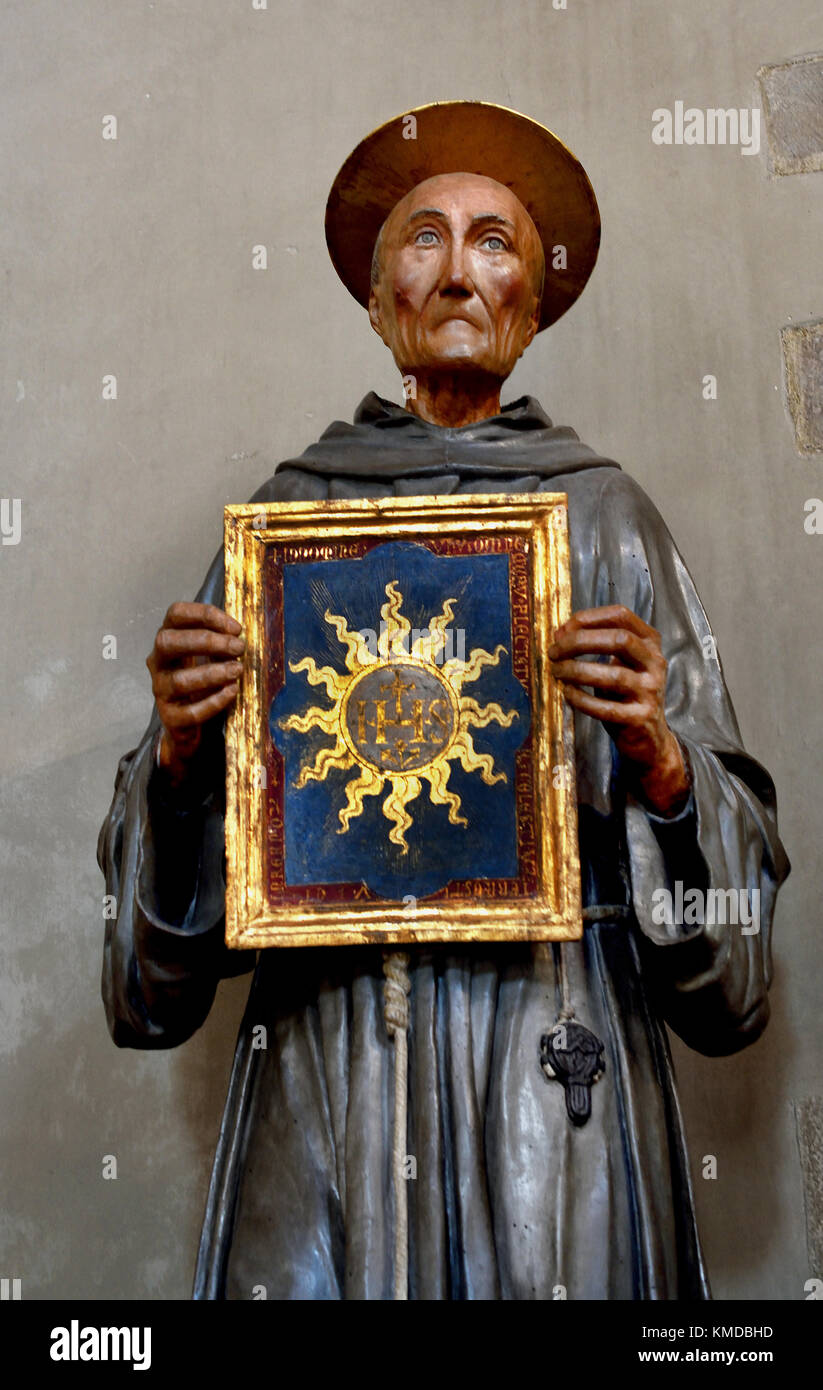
[278,580,518,853]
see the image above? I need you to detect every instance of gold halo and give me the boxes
[324,100,601,332]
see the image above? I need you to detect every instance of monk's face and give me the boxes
[368,173,543,382]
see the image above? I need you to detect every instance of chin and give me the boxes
[420,347,497,373]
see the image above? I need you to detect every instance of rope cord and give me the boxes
[382,950,411,1301]
[555,942,574,1021]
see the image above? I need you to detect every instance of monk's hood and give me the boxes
[272,392,621,482]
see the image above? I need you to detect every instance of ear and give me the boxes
[368,290,386,342]
[519,298,540,357]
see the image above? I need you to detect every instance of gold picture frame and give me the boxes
[224,493,581,948]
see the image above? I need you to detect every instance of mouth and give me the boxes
[434,312,483,329]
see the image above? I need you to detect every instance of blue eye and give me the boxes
[415,229,439,244]
[483,235,507,251]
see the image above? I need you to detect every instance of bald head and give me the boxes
[367,172,546,405]
[371,172,545,302]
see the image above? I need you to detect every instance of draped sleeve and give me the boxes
[592,470,790,1055]
[98,468,328,1048]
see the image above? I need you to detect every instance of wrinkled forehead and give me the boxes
[385,172,539,240]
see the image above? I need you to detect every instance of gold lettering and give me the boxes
[426,699,449,740]
[411,698,424,741]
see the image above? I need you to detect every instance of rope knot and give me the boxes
[382,950,411,1036]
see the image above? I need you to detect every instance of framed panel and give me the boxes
[224,492,581,947]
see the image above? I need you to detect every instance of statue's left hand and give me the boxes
[549,604,690,817]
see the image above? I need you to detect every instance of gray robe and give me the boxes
[98,393,789,1300]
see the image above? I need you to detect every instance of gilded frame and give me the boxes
[224,493,581,948]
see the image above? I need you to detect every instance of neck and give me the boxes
[400,370,504,428]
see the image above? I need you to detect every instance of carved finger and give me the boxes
[554,605,660,643]
[155,628,246,664]
[550,627,654,671]
[551,659,645,696]
[155,660,244,700]
[160,682,239,729]
[163,601,243,635]
[559,684,647,724]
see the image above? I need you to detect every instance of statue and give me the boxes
[98,102,789,1300]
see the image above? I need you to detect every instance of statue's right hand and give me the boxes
[146,601,245,785]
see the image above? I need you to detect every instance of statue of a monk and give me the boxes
[98,102,789,1300]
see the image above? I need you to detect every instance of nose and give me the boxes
[439,238,473,298]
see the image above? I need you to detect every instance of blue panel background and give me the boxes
[269,541,531,899]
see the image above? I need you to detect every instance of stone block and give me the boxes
[793,1097,823,1280]
[781,320,823,455]
[757,53,823,175]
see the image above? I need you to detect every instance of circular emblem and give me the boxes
[341,659,458,774]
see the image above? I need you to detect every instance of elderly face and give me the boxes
[368,172,544,382]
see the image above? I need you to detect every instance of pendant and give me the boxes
[540,1019,606,1126]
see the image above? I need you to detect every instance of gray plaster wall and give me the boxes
[1,0,821,1300]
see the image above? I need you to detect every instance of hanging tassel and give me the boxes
[539,941,605,1126]
[382,949,411,1300]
